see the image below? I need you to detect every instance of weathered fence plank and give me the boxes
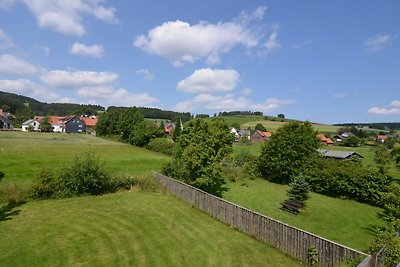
[154,172,368,267]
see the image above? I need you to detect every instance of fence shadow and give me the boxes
[0,201,26,222]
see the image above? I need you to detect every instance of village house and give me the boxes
[80,116,98,135]
[0,114,13,130]
[238,129,251,140]
[317,134,334,146]
[21,119,41,131]
[164,122,176,135]
[250,130,272,142]
[230,127,240,141]
[333,132,355,142]
[375,135,388,143]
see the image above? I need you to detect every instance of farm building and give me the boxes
[21,119,41,131]
[80,116,97,134]
[0,115,13,130]
[317,149,364,160]
[317,134,334,146]
[250,130,272,142]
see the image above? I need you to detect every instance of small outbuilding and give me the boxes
[0,115,13,130]
[317,148,364,160]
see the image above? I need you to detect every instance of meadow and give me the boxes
[0,131,302,266]
[0,131,171,185]
[223,178,384,252]
[0,191,302,266]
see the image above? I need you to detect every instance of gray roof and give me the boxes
[22,119,37,125]
[0,115,12,125]
[317,149,364,160]
[238,129,250,137]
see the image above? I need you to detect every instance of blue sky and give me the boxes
[0,1,399,124]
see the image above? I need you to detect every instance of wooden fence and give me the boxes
[154,172,368,267]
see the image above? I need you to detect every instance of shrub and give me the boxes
[380,183,400,222]
[305,159,391,206]
[369,221,400,267]
[147,138,175,155]
[287,175,310,207]
[33,153,114,199]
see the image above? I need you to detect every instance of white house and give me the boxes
[230,127,240,141]
[21,119,40,132]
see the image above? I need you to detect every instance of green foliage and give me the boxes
[129,120,165,147]
[39,115,54,132]
[341,136,361,147]
[259,121,320,183]
[231,122,240,130]
[255,123,267,132]
[380,183,400,222]
[163,118,234,195]
[0,171,4,182]
[307,245,319,266]
[369,222,400,267]
[391,147,400,169]
[277,113,285,119]
[32,153,114,198]
[147,137,175,155]
[172,122,181,142]
[118,107,144,142]
[305,159,391,206]
[287,175,310,207]
[374,146,392,173]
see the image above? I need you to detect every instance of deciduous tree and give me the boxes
[259,121,320,183]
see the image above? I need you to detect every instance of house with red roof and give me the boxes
[317,134,334,146]
[250,130,272,142]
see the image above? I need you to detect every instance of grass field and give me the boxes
[0,191,303,266]
[0,131,171,185]
[223,178,384,252]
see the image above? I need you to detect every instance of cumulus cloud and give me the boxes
[0,54,39,76]
[0,27,16,50]
[175,93,294,113]
[177,68,240,93]
[69,42,104,58]
[135,68,154,80]
[77,86,158,107]
[11,0,118,36]
[0,78,60,102]
[364,34,395,52]
[41,70,118,88]
[133,6,270,66]
[368,100,400,115]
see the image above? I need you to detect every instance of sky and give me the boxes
[0,0,399,124]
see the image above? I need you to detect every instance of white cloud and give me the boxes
[177,68,240,93]
[134,6,268,66]
[0,78,60,102]
[41,70,118,88]
[263,31,280,51]
[135,68,154,80]
[69,42,104,58]
[241,88,253,96]
[364,34,394,52]
[291,40,312,50]
[33,44,50,55]
[205,52,221,66]
[368,100,400,115]
[334,92,348,98]
[0,54,39,76]
[175,93,294,113]
[15,0,118,36]
[77,86,158,107]
[0,27,16,50]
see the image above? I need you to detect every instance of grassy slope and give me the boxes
[223,179,384,252]
[0,191,302,267]
[0,131,171,185]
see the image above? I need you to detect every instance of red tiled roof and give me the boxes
[80,116,97,127]
[376,135,388,140]
[258,131,272,137]
[325,138,333,144]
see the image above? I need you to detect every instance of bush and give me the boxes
[380,183,400,222]
[33,153,114,199]
[305,159,391,206]
[369,221,400,267]
[147,138,175,155]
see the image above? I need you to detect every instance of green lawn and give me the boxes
[0,191,303,266]
[223,178,384,252]
[0,131,171,185]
